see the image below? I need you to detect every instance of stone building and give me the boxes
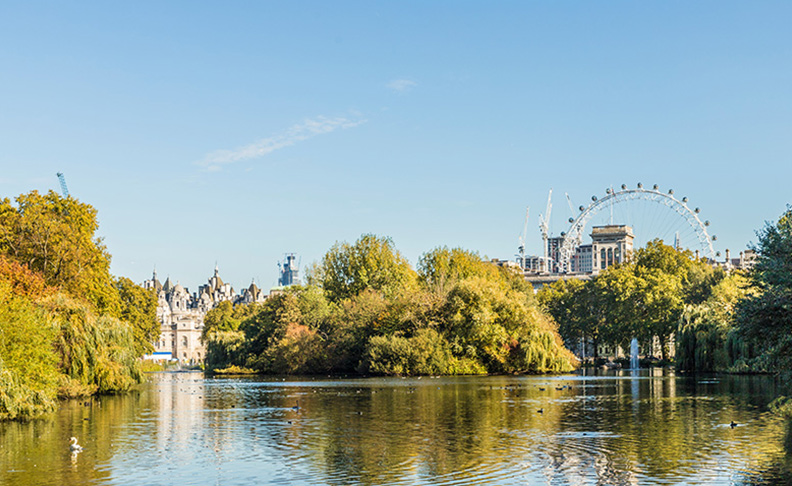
[591,225,634,275]
[143,266,241,364]
[238,281,267,305]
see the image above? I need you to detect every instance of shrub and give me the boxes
[363,328,486,376]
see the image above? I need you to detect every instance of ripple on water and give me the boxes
[3,372,790,486]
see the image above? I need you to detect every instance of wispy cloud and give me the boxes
[386,78,417,93]
[197,115,366,171]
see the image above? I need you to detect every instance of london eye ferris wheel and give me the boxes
[530,183,718,274]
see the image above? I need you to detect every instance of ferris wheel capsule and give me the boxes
[579,205,585,212]
[592,195,598,201]
[682,197,688,203]
[695,207,700,213]
[568,217,574,223]
[668,189,674,195]
[606,188,612,194]
[621,184,627,190]
[637,182,643,188]
[705,220,710,226]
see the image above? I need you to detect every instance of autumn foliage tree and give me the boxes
[0,190,154,420]
[0,191,120,314]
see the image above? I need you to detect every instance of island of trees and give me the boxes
[202,234,577,376]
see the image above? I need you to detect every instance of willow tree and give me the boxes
[0,264,59,420]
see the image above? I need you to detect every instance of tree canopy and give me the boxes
[316,234,418,302]
[0,191,120,315]
[538,239,722,361]
[735,207,792,371]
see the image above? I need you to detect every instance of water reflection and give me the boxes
[1,370,791,485]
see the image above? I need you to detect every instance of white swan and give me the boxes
[69,437,83,452]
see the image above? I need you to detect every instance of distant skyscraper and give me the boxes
[278,253,300,287]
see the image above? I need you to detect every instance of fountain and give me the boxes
[630,338,639,370]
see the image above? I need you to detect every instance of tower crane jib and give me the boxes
[56,172,70,197]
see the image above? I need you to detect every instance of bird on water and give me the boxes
[69,437,83,452]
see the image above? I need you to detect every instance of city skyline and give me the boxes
[2,2,791,290]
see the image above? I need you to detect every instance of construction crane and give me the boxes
[517,206,530,270]
[56,172,70,197]
[538,189,553,273]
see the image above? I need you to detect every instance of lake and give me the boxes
[2,369,791,485]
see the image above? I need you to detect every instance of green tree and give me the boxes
[624,241,689,359]
[204,330,247,371]
[539,240,715,361]
[442,276,576,373]
[289,285,331,330]
[677,273,751,372]
[593,264,643,350]
[116,277,158,355]
[240,293,305,371]
[322,289,390,372]
[201,300,260,342]
[537,278,587,350]
[317,234,417,302]
[735,207,792,370]
[419,247,496,293]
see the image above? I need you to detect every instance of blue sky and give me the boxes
[1,1,790,291]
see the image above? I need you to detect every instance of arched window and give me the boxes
[607,248,613,267]
[600,249,606,269]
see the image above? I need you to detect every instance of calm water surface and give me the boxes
[2,370,791,485]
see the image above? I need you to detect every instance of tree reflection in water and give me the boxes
[1,370,791,485]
